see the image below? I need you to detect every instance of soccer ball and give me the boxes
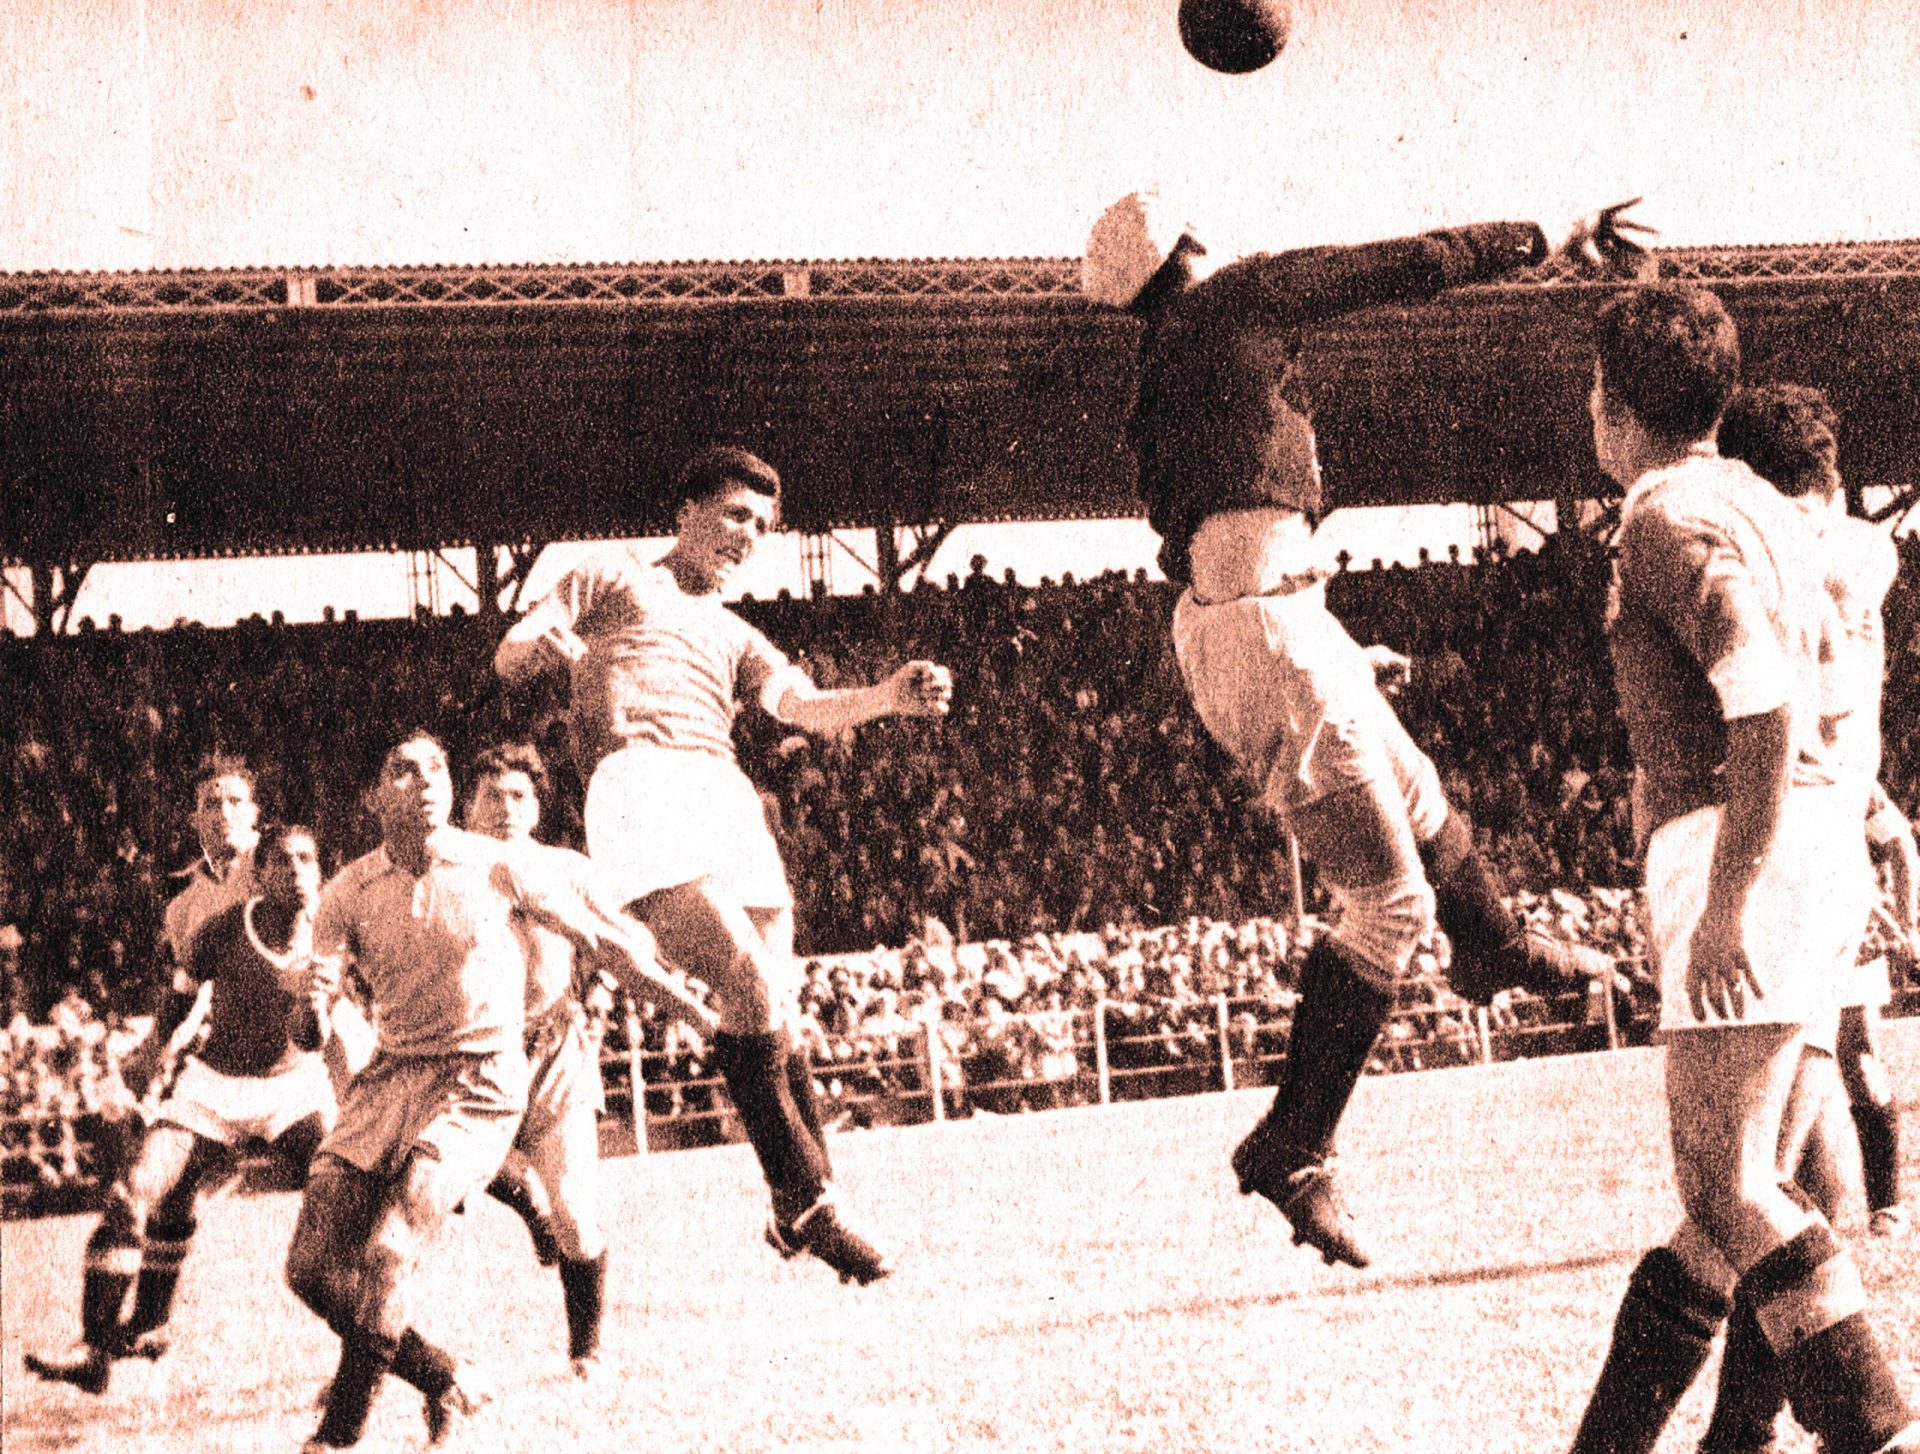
[1178,0,1291,74]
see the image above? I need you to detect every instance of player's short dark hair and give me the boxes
[1593,284,1740,442]
[256,822,317,859]
[191,755,256,800]
[376,729,448,782]
[469,741,550,803]
[1717,382,1840,498]
[666,446,782,515]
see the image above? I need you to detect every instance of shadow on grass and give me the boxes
[980,1247,1639,1339]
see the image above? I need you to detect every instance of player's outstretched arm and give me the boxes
[1208,199,1651,332]
[765,660,954,736]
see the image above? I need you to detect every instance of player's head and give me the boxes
[254,823,322,913]
[370,730,454,839]
[1590,284,1740,483]
[1082,190,1205,311]
[1718,382,1842,502]
[665,446,781,593]
[465,742,548,843]
[190,756,260,862]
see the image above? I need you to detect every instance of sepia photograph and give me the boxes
[3,2,1917,1450]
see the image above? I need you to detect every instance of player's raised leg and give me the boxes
[1230,776,1431,1269]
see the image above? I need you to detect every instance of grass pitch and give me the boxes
[5,1026,1916,1454]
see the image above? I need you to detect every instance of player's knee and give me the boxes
[1325,872,1435,988]
[546,1177,601,1261]
[1853,1053,1893,1108]
[711,948,784,1030]
[285,1234,334,1311]
[546,1203,600,1263]
[96,1183,146,1243]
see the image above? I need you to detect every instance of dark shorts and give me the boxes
[320,1047,529,1205]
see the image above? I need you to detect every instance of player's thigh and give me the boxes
[643,878,791,1025]
[1665,1022,1804,1204]
[1289,777,1424,892]
[287,1155,383,1280]
[384,1147,466,1246]
[642,879,759,975]
[747,903,796,962]
[122,1122,202,1209]
[270,1111,333,1181]
[522,1106,602,1242]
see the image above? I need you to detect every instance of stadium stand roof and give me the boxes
[5,240,1919,576]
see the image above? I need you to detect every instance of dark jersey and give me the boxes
[183,900,312,1079]
[1129,221,1546,583]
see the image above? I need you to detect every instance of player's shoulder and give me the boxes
[320,846,393,902]
[429,825,518,869]
[1623,455,1805,557]
[185,898,247,962]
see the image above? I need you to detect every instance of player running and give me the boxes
[495,445,953,1286]
[464,742,618,1379]
[1081,190,1641,1268]
[284,732,710,1451]
[25,821,336,1396]
[1568,287,1916,1454]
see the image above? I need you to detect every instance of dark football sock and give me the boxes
[1851,1099,1901,1213]
[314,1327,397,1448]
[1698,1289,1784,1453]
[559,1252,607,1360]
[125,1213,195,1336]
[387,1327,456,1401]
[786,1048,833,1180]
[79,1215,141,1350]
[1774,1315,1913,1454]
[1742,1223,1914,1454]
[1251,937,1393,1171]
[1421,810,1524,969]
[711,1030,829,1223]
[1568,1247,1730,1454]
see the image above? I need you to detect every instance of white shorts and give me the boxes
[1171,584,1448,840]
[157,1054,336,1146]
[1843,955,1893,1012]
[585,743,793,909]
[1649,787,1871,1034]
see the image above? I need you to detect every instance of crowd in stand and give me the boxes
[6,537,1919,1203]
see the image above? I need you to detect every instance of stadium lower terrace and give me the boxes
[7,545,1919,1212]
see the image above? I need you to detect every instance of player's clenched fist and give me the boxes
[888,660,954,717]
[288,953,343,1053]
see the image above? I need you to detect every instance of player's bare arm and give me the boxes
[1687,708,1789,1023]
[494,596,588,683]
[764,659,954,735]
